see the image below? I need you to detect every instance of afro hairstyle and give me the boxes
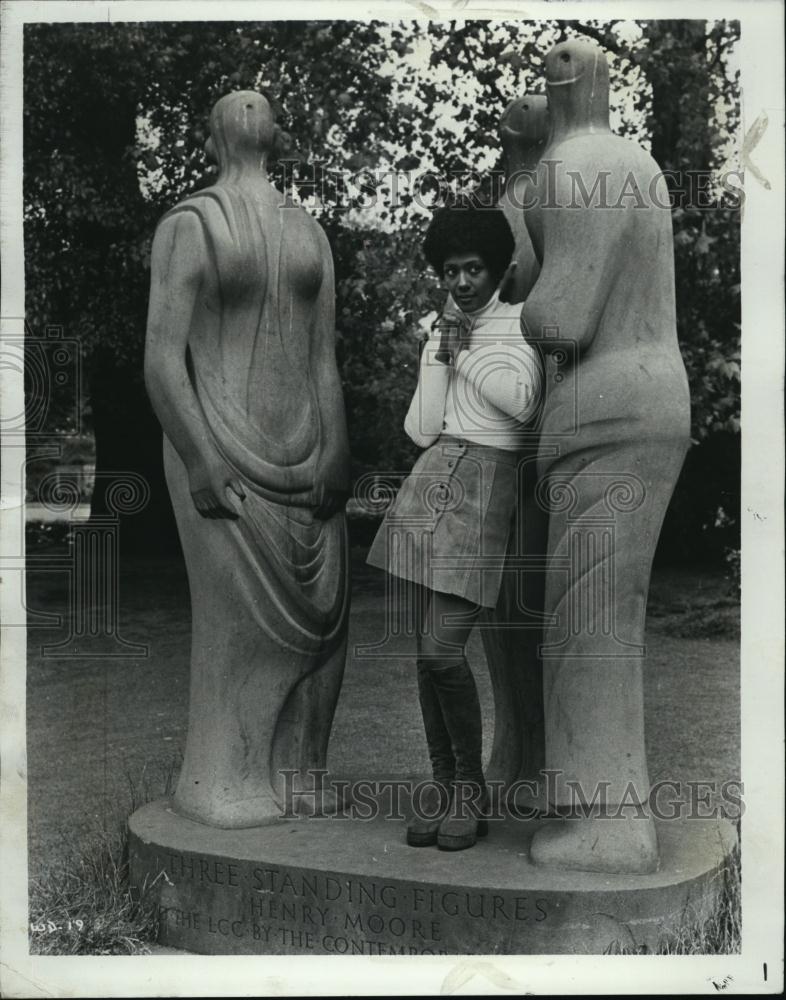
[423,199,515,284]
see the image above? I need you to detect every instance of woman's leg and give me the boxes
[412,583,456,789]
[419,587,483,660]
[420,589,485,791]
[406,583,454,845]
[418,589,489,850]
[407,584,486,847]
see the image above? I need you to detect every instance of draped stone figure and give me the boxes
[144,91,351,829]
[520,41,691,872]
[481,94,549,787]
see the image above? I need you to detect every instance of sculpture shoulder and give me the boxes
[156,188,261,292]
[165,185,330,249]
[154,191,232,252]
[538,134,669,228]
[151,199,213,284]
[157,187,235,237]
[545,133,661,179]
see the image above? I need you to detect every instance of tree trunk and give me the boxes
[90,362,180,555]
[646,20,713,173]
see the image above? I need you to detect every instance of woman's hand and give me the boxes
[433,310,469,364]
[188,456,246,519]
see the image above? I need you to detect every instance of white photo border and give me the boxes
[1,1,783,995]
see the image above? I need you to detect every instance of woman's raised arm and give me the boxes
[403,330,452,448]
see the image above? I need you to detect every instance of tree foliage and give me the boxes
[23,18,741,559]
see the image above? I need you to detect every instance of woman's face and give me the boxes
[443,252,497,312]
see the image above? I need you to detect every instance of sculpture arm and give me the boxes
[404,333,451,448]
[144,210,245,519]
[520,157,627,355]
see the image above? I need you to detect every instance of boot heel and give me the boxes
[406,826,439,847]
[406,782,453,848]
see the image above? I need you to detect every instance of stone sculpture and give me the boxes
[497,93,548,303]
[481,94,549,787]
[144,91,351,828]
[520,41,691,872]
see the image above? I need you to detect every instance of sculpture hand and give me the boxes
[314,490,349,521]
[314,484,350,522]
[188,457,246,519]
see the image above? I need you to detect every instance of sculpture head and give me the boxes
[499,94,549,167]
[545,39,610,138]
[423,201,515,311]
[208,91,277,171]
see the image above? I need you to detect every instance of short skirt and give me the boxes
[366,436,520,608]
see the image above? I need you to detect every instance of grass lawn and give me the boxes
[24,544,741,953]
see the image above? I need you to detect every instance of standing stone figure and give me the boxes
[521,41,691,872]
[144,91,351,828]
[481,94,549,787]
[497,93,548,303]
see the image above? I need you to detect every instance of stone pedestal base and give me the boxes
[129,800,736,955]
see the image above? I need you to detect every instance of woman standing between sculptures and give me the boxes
[371,38,690,870]
[367,201,543,851]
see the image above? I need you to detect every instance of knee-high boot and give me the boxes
[406,659,456,847]
[427,656,490,851]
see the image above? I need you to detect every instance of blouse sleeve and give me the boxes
[453,339,541,424]
[403,333,451,448]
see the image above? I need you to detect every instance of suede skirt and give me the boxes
[366,436,520,608]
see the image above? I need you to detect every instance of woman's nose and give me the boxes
[457,271,470,288]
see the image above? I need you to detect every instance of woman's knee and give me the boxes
[418,637,465,667]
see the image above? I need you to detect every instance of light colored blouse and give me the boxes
[404,289,542,451]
